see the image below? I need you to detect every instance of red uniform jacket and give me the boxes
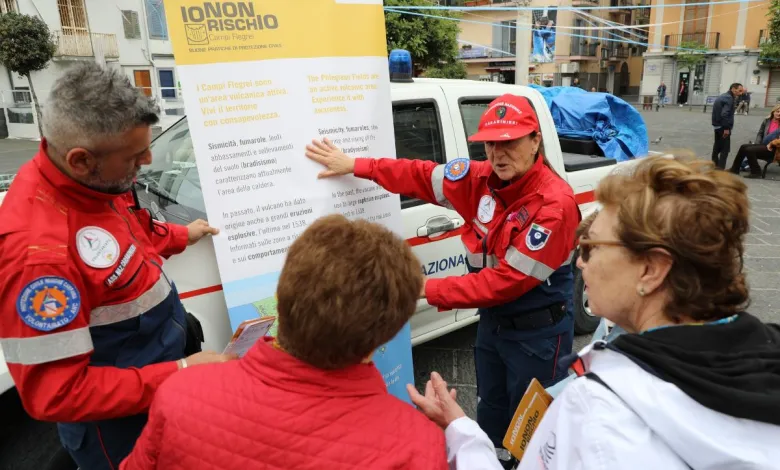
[0,149,189,422]
[120,337,448,470]
[354,156,579,313]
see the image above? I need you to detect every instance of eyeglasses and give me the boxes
[578,239,625,263]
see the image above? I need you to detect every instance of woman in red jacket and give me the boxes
[120,214,448,470]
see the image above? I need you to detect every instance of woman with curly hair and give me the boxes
[410,155,780,469]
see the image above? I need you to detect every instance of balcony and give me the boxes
[608,0,633,15]
[53,31,119,59]
[603,45,630,60]
[569,41,599,60]
[664,32,720,50]
[760,29,771,46]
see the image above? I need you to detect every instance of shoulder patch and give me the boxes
[17,276,81,332]
[444,158,470,181]
[76,226,120,269]
[526,223,552,251]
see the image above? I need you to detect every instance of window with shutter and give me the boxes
[58,0,88,36]
[1,0,17,14]
[122,10,141,39]
[144,0,168,40]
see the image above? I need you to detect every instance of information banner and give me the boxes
[163,0,414,403]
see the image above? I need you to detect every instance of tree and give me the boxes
[675,40,707,108]
[0,12,57,134]
[760,0,780,65]
[384,0,467,79]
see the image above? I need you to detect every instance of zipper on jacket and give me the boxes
[109,201,170,286]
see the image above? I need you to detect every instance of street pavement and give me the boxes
[411,105,780,421]
[0,104,778,468]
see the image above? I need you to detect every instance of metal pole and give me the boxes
[514,0,531,86]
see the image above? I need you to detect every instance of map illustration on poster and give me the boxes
[161,0,415,404]
[531,7,557,63]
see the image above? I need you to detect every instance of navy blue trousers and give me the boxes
[475,312,574,447]
[58,413,148,470]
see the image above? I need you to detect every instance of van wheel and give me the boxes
[573,266,599,335]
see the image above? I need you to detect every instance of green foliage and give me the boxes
[762,0,780,64]
[675,40,707,72]
[385,0,465,78]
[0,12,56,77]
[769,0,780,44]
[424,61,468,79]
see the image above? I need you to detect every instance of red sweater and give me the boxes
[121,338,448,469]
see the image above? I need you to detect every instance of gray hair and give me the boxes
[42,62,160,152]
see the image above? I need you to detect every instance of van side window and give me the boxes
[392,100,446,209]
[459,99,493,161]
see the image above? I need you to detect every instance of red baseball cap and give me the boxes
[468,94,540,142]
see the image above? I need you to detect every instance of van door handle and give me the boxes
[417,215,464,238]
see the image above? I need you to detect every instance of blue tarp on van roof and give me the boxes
[529,85,649,162]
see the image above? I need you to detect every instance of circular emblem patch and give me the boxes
[477,195,496,224]
[16,276,81,332]
[76,226,119,269]
[496,106,507,119]
[444,158,470,182]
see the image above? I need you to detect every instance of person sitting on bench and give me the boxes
[729,104,780,178]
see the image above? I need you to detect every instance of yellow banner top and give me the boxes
[162,0,387,65]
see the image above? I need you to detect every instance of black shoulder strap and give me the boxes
[584,372,614,393]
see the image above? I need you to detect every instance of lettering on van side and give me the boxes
[421,254,466,276]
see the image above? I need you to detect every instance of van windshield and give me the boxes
[136,117,207,221]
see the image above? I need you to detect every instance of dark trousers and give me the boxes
[712,129,731,169]
[475,313,573,447]
[730,144,773,175]
[58,414,148,470]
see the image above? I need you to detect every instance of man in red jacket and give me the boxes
[121,214,448,470]
[0,62,235,470]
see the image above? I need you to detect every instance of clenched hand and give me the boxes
[305,138,356,178]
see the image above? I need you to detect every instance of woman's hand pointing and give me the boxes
[305,138,356,178]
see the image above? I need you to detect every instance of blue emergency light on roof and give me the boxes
[389,49,413,83]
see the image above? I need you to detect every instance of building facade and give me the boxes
[450,0,646,97]
[641,0,771,107]
[0,0,184,139]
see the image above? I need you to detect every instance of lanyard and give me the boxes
[642,314,739,335]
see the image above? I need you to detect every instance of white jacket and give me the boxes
[446,341,780,470]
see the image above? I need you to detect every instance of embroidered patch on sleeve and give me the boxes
[17,276,81,332]
[444,158,470,181]
[526,223,552,251]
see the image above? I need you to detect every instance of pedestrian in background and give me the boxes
[0,62,233,470]
[121,214,448,470]
[736,87,751,115]
[413,155,780,470]
[307,94,580,469]
[656,81,667,109]
[711,82,744,169]
[729,104,780,178]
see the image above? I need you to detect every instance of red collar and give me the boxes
[240,337,389,398]
[484,155,550,203]
[33,145,126,212]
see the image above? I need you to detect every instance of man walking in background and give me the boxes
[711,83,744,169]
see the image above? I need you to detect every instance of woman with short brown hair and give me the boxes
[412,156,780,469]
[121,214,448,470]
